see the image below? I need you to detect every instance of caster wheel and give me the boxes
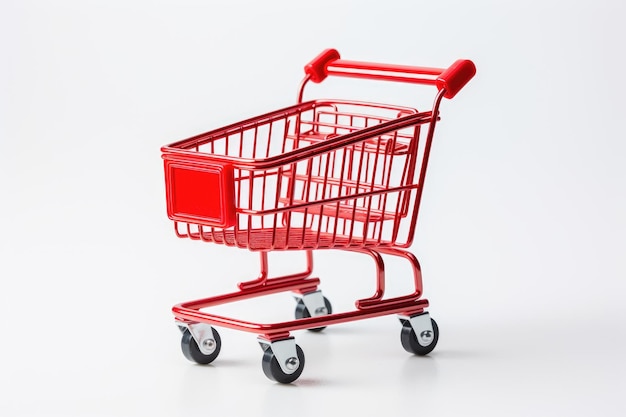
[400,318,439,356]
[261,345,305,384]
[181,327,221,364]
[295,297,332,332]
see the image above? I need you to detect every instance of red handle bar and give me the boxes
[304,48,476,99]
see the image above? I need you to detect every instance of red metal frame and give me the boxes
[163,49,475,342]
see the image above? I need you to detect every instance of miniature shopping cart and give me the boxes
[162,49,475,383]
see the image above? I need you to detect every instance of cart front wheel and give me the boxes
[181,328,221,365]
[261,345,305,384]
[295,297,332,332]
[400,318,439,356]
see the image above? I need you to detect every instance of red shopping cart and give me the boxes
[162,49,475,383]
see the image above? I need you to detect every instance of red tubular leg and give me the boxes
[238,250,315,291]
[237,252,270,290]
[377,247,423,298]
[346,248,386,308]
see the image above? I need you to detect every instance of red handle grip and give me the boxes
[435,59,476,99]
[304,49,476,99]
[304,48,341,83]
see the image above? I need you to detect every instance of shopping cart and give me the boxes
[162,49,476,383]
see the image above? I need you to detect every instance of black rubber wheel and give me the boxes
[181,328,221,365]
[261,345,305,384]
[294,297,332,332]
[400,318,439,356]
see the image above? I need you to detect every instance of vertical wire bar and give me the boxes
[331,106,341,244]
[362,133,384,241]
[260,121,273,229]
[271,118,287,249]
[398,125,420,217]
[347,133,368,244]
[232,168,239,243]
[247,171,252,246]
[293,112,306,248]
[377,130,398,244]
[377,139,389,213]
[299,138,317,247]
[301,108,317,247]
[278,117,294,248]
[325,145,338,232]
[342,112,356,239]
[246,124,258,235]
[390,129,409,242]
[332,146,349,243]
[247,168,254,240]
[315,150,332,246]
[239,126,245,158]
[346,114,355,182]
[362,116,371,190]
[314,134,324,204]
[236,129,243,210]
[266,120,274,157]
[341,159,350,237]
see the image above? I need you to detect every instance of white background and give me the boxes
[2,0,625,416]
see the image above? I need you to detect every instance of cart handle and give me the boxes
[304,48,476,99]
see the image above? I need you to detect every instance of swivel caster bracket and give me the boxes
[258,336,300,375]
[398,312,435,347]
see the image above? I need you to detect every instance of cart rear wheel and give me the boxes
[295,297,332,332]
[400,318,439,355]
[261,345,305,384]
[181,328,221,365]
